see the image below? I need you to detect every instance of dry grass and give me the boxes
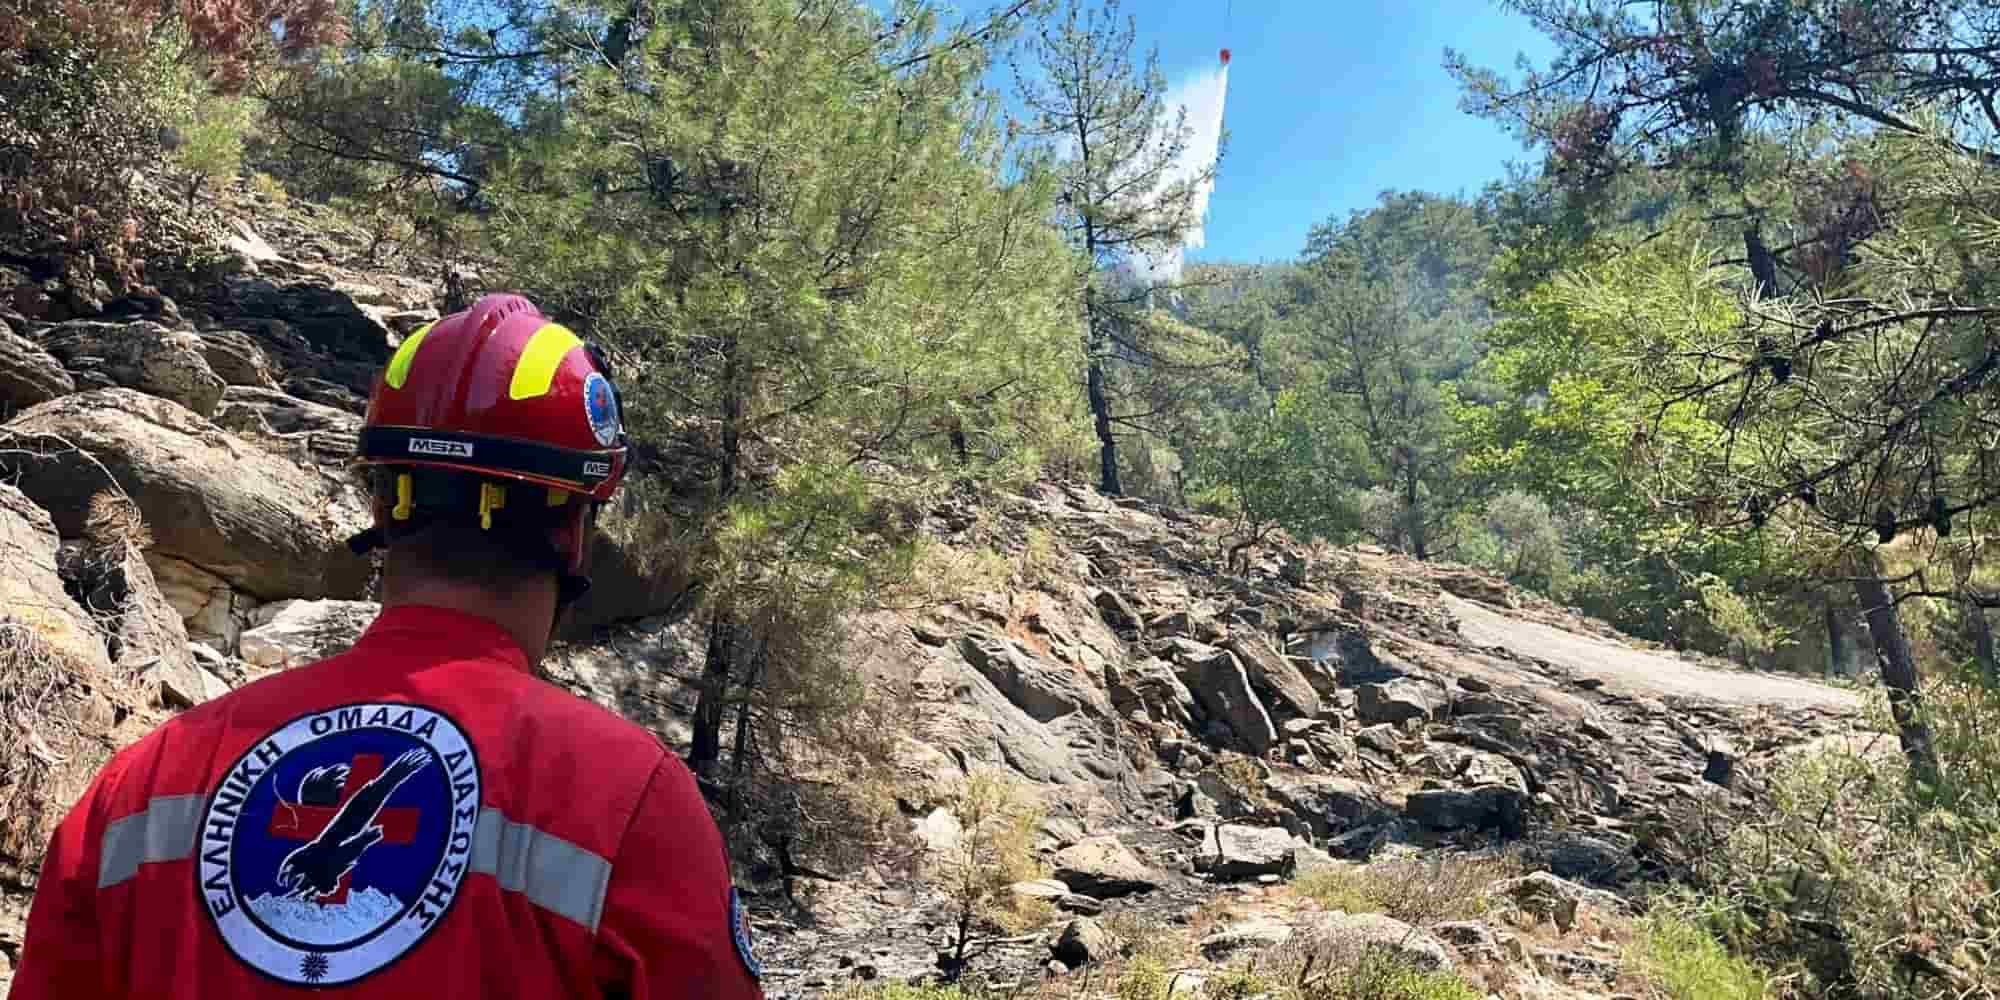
[0,620,126,879]
[1293,852,1527,927]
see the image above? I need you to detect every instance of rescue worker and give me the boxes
[9,293,765,999]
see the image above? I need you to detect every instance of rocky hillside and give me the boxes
[0,179,1871,998]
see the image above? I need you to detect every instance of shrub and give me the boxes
[927,770,1052,978]
[1294,853,1524,926]
[1683,671,2000,999]
[1629,901,1768,1000]
[1299,951,1483,1000]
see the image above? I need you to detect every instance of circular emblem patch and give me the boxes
[197,703,482,987]
[583,372,621,447]
[729,886,762,980]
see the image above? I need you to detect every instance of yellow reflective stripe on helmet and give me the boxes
[509,323,584,401]
[384,321,437,390]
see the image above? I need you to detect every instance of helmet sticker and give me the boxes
[583,372,621,448]
[729,886,762,980]
[197,703,482,987]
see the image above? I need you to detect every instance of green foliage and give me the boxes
[1187,384,1365,555]
[1013,0,1242,497]
[1630,901,1769,1000]
[929,769,1052,972]
[1301,952,1483,1000]
[1683,671,2000,998]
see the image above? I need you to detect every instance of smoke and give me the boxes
[1116,61,1230,290]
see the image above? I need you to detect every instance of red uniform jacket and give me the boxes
[9,605,765,1000]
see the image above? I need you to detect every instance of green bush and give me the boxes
[1630,901,1768,1000]
[1299,951,1482,1000]
[1686,670,2000,998]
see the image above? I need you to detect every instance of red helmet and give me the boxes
[348,293,630,597]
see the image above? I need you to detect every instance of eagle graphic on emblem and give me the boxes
[275,748,433,899]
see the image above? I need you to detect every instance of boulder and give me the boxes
[149,554,252,652]
[1051,836,1159,899]
[1106,656,1197,730]
[1226,634,1320,719]
[556,530,699,637]
[0,485,110,671]
[1199,916,1294,960]
[1404,786,1528,834]
[1050,917,1110,968]
[1433,568,1515,608]
[1165,640,1277,754]
[195,330,280,388]
[73,526,208,708]
[958,633,1109,722]
[0,328,73,414]
[0,390,374,607]
[1355,678,1445,725]
[1198,824,1297,880]
[204,278,391,393]
[40,320,225,417]
[1489,872,1632,932]
[238,599,379,671]
[1290,911,1454,972]
[1090,588,1143,635]
[209,384,359,468]
[1539,833,1637,885]
[1266,774,1393,839]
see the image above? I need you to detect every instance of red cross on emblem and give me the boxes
[266,753,423,904]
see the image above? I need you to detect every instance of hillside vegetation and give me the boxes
[3,1,1999,997]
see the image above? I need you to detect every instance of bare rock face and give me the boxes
[0,390,374,611]
[0,484,110,671]
[0,328,73,414]
[1051,836,1159,899]
[148,554,254,652]
[239,599,380,672]
[209,384,360,468]
[1225,633,1320,720]
[1355,677,1446,725]
[71,529,210,709]
[1197,823,1300,880]
[1162,639,1277,754]
[1290,911,1455,972]
[957,633,1111,722]
[194,330,281,389]
[40,320,226,417]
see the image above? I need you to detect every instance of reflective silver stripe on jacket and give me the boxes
[97,794,206,889]
[98,797,612,930]
[468,807,612,932]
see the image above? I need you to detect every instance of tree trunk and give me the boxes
[688,606,738,770]
[1966,592,1997,682]
[1087,354,1119,495]
[1403,465,1428,561]
[1852,560,1938,782]
[689,327,746,771]
[1823,594,1852,678]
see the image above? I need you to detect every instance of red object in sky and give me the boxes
[1219,47,1231,65]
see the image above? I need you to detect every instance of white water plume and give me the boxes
[1116,61,1230,290]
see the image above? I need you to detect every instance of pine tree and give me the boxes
[1010,0,1238,496]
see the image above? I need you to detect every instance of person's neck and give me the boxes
[381,584,553,666]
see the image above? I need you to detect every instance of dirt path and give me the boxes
[1440,594,1861,711]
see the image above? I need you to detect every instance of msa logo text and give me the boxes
[408,438,474,458]
[582,461,612,478]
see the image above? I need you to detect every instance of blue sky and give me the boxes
[1129,1,1560,266]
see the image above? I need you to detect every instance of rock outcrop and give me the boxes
[0,390,373,613]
